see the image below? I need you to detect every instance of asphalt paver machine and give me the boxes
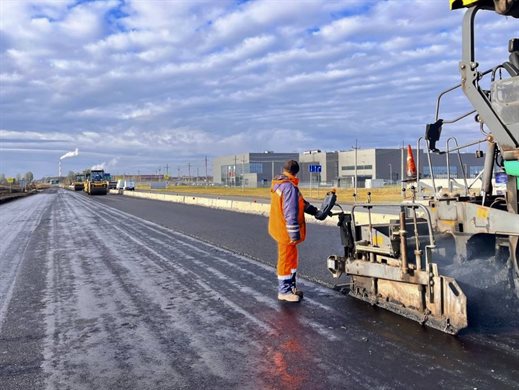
[326,0,518,334]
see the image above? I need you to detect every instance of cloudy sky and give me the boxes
[0,0,517,178]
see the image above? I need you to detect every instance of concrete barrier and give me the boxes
[110,190,394,226]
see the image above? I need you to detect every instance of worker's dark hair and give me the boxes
[283,160,299,175]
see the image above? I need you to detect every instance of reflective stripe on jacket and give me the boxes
[268,172,306,244]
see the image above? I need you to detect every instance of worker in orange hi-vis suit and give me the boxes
[268,160,320,302]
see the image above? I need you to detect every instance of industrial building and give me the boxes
[212,152,298,187]
[337,148,485,187]
[213,148,485,188]
[297,150,339,187]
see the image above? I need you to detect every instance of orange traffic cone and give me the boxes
[406,144,417,179]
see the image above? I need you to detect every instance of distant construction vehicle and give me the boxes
[104,172,117,189]
[327,0,518,334]
[84,169,108,195]
[73,174,85,191]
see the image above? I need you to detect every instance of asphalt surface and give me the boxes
[1,188,518,389]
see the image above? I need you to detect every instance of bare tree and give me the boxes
[24,171,34,183]
[67,171,75,184]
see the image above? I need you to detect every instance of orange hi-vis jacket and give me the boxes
[268,172,307,245]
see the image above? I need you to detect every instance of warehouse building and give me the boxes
[297,150,339,187]
[337,148,485,187]
[212,152,298,187]
[213,148,485,188]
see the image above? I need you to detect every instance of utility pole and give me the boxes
[241,156,245,191]
[205,155,208,187]
[354,139,358,195]
[188,163,191,184]
[234,155,237,188]
[401,141,405,193]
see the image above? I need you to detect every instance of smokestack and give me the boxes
[58,148,79,180]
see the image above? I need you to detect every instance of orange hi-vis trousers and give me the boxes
[277,242,298,293]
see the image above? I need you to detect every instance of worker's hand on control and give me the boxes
[305,204,318,216]
[314,210,328,221]
[313,190,336,221]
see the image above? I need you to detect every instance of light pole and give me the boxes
[354,140,358,194]
[241,156,245,191]
[233,155,237,188]
[400,143,405,193]
[204,156,208,187]
[389,163,393,185]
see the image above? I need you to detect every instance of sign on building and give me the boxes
[308,164,322,173]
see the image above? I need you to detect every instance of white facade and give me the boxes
[212,152,298,187]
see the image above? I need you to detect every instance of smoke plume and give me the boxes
[60,148,79,160]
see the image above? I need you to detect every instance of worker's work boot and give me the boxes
[290,272,303,298]
[278,276,301,302]
[278,292,301,302]
[292,287,304,298]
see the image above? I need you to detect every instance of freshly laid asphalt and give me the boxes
[1,188,518,389]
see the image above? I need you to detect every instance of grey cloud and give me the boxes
[0,138,65,144]
[0,0,516,178]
